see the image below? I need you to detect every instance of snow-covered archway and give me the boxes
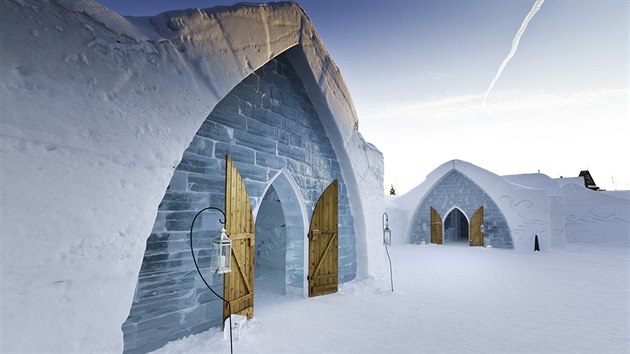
[0,1,383,353]
[122,47,362,352]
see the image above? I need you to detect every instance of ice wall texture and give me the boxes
[122,53,357,353]
[409,171,513,248]
[0,1,383,352]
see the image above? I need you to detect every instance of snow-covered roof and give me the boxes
[601,190,630,201]
[555,176,585,188]
[395,161,565,212]
[393,159,542,211]
[502,173,562,196]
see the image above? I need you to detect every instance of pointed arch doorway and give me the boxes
[253,170,309,301]
[444,207,469,245]
[429,206,485,247]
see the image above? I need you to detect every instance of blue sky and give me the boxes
[96,0,628,192]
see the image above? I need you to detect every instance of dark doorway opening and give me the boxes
[254,185,287,298]
[444,208,469,244]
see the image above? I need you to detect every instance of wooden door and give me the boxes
[224,156,255,320]
[470,206,484,246]
[430,207,443,244]
[308,179,338,297]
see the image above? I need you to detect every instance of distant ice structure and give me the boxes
[387,160,629,249]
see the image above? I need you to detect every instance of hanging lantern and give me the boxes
[383,221,392,246]
[211,227,232,273]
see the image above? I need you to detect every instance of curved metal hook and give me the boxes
[192,206,226,227]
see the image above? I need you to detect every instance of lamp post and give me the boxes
[382,212,394,292]
[189,207,233,354]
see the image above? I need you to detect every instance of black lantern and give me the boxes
[210,227,232,273]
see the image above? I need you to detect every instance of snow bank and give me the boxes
[561,184,629,245]
[0,0,383,352]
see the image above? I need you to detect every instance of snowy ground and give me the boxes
[153,243,629,353]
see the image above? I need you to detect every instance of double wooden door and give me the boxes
[429,206,484,246]
[223,157,339,321]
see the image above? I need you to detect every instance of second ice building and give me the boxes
[388,159,630,251]
[387,160,567,250]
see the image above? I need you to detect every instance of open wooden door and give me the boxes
[470,206,484,246]
[430,207,443,244]
[224,155,255,321]
[308,179,338,297]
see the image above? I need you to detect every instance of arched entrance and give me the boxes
[443,208,469,245]
[254,169,308,301]
[410,169,513,248]
[255,185,286,296]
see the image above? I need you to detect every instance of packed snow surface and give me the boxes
[154,244,629,353]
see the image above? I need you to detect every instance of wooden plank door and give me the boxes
[308,179,338,297]
[224,155,255,320]
[469,206,484,246]
[430,207,443,244]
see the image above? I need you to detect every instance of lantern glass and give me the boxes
[383,224,392,246]
[210,228,231,273]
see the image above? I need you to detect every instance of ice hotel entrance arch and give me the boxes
[115,2,385,352]
[408,162,514,249]
[432,206,484,246]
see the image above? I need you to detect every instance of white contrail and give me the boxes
[482,0,545,110]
